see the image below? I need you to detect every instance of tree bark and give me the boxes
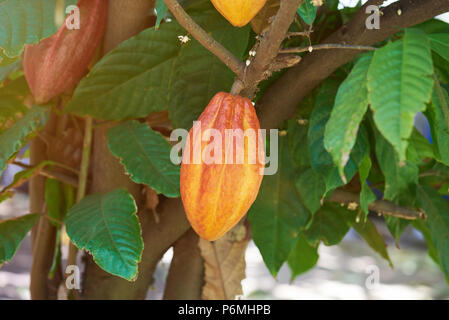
[163,229,204,300]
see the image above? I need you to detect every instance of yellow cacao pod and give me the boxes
[180,92,265,241]
[210,0,268,27]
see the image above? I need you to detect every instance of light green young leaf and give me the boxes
[0,106,48,171]
[65,189,143,281]
[249,135,310,276]
[0,213,39,264]
[368,28,434,162]
[107,121,180,197]
[324,52,372,180]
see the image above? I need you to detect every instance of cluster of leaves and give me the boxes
[0,0,449,286]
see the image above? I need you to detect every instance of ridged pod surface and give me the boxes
[24,0,108,104]
[180,92,265,241]
[210,0,268,27]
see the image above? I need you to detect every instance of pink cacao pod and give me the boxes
[24,0,108,104]
[180,92,265,241]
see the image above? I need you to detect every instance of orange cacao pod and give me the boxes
[210,0,268,27]
[24,0,108,104]
[180,92,265,241]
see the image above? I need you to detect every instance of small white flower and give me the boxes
[178,35,190,44]
[246,59,251,67]
[397,9,402,16]
[308,46,313,53]
[249,50,256,57]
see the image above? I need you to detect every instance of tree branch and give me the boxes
[163,0,246,78]
[280,43,376,54]
[330,189,426,220]
[240,0,304,98]
[257,0,449,129]
[163,228,204,300]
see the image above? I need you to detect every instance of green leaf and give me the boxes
[308,81,369,193]
[65,0,250,129]
[367,28,434,162]
[296,168,325,215]
[288,119,310,168]
[287,236,319,280]
[0,77,29,133]
[384,216,410,243]
[249,135,310,276]
[297,0,317,25]
[417,185,449,279]
[0,106,48,171]
[359,154,376,215]
[374,128,418,206]
[352,217,393,267]
[304,203,353,246]
[0,0,76,57]
[406,128,435,164]
[429,34,449,63]
[107,121,180,197]
[0,52,20,82]
[45,178,64,227]
[0,213,39,264]
[0,160,52,197]
[65,189,143,281]
[427,81,449,166]
[412,219,439,265]
[324,53,372,180]
[155,0,169,29]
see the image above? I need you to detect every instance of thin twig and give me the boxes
[286,31,313,38]
[330,189,426,220]
[280,43,377,54]
[163,0,245,78]
[67,117,93,294]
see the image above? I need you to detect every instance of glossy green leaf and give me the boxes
[359,154,376,215]
[296,168,325,215]
[249,135,310,276]
[429,34,449,63]
[374,129,418,206]
[297,0,317,25]
[65,0,250,129]
[304,203,353,246]
[309,81,369,193]
[0,106,48,171]
[368,29,434,162]
[324,53,372,180]
[107,121,180,197]
[427,82,449,166]
[287,236,319,281]
[417,185,449,278]
[288,119,310,168]
[0,213,39,264]
[0,0,77,57]
[66,189,143,281]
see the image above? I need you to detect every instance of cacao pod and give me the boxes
[24,0,108,104]
[180,92,265,241]
[210,0,268,27]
